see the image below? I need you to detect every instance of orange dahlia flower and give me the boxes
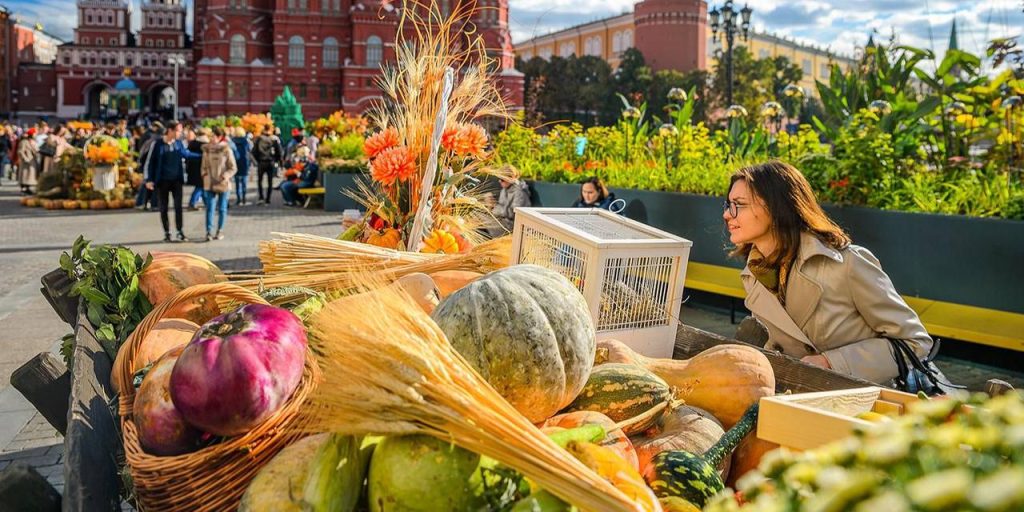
[452,124,488,157]
[421,229,460,254]
[370,146,418,186]
[364,127,400,158]
[440,126,459,152]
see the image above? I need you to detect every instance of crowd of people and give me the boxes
[1,119,322,243]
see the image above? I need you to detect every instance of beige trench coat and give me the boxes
[17,138,39,186]
[740,232,933,383]
[200,141,238,193]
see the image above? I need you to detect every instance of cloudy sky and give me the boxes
[5,0,1022,63]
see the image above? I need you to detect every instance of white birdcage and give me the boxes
[510,208,692,358]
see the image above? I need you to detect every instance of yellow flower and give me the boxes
[420,229,459,254]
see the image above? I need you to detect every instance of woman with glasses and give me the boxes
[724,161,935,385]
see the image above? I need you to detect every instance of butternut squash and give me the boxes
[595,340,775,428]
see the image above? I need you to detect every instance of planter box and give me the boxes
[528,181,1024,315]
[323,172,367,212]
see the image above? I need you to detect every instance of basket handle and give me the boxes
[115,283,269,413]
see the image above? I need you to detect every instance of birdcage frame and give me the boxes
[510,208,692,358]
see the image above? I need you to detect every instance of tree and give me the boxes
[647,69,711,125]
[614,48,653,104]
[708,46,803,124]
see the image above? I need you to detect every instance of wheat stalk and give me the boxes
[296,276,640,512]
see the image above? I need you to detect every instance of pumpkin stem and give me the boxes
[703,403,759,470]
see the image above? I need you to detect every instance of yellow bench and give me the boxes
[684,262,1024,352]
[298,187,326,208]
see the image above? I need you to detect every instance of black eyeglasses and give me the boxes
[723,199,748,219]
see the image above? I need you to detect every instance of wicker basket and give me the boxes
[114,283,319,511]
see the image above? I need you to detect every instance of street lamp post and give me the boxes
[166,54,186,121]
[709,1,753,108]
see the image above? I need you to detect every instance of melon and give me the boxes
[368,435,487,512]
[431,264,596,423]
[139,251,225,324]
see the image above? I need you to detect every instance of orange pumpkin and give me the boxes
[544,411,639,470]
[63,200,80,210]
[429,270,482,299]
[366,228,402,249]
[139,252,225,324]
[110,318,199,394]
[89,199,107,210]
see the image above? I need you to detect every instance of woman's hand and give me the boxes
[801,354,832,369]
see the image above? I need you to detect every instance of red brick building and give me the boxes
[55,0,195,119]
[193,0,523,118]
[1,14,64,119]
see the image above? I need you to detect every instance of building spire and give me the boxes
[947,17,959,52]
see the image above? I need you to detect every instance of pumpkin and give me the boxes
[123,198,137,208]
[63,200,80,210]
[632,405,728,479]
[596,339,774,428]
[89,199,107,210]
[563,363,671,435]
[726,433,779,488]
[19,196,30,206]
[79,200,90,209]
[429,270,482,299]
[366,228,402,249]
[645,404,759,508]
[110,318,199,394]
[431,264,595,423]
[139,252,225,324]
[544,411,639,470]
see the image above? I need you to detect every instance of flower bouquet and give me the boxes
[240,113,274,136]
[339,4,511,255]
[84,135,123,192]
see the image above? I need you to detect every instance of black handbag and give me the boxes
[887,337,963,395]
[38,141,57,157]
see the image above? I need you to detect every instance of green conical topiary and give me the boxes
[270,86,305,138]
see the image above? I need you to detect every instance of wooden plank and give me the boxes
[674,324,876,394]
[40,269,78,327]
[0,462,62,512]
[63,311,122,512]
[10,353,70,436]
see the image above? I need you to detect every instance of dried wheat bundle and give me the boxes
[297,277,641,512]
[228,233,510,299]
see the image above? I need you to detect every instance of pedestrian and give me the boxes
[571,176,618,210]
[280,146,319,207]
[487,165,532,237]
[17,128,39,195]
[230,126,251,205]
[201,126,238,241]
[0,125,12,184]
[39,126,72,177]
[251,125,282,205]
[144,122,202,243]
[186,128,208,210]
[135,121,164,210]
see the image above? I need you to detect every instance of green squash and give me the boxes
[432,264,596,423]
[645,403,760,507]
[368,435,487,512]
[563,363,672,435]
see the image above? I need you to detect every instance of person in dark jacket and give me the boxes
[185,128,208,210]
[571,176,618,210]
[230,126,251,206]
[145,122,202,242]
[251,126,283,205]
[135,122,164,210]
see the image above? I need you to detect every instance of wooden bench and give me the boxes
[298,186,325,209]
[684,262,1024,352]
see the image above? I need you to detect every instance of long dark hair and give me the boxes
[728,161,851,266]
[578,176,608,204]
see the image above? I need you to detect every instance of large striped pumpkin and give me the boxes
[432,264,596,423]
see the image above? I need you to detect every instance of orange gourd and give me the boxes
[111,318,198,394]
[139,252,225,324]
[595,340,775,428]
[544,411,639,470]
[726,433,779,488]
[632,405,728,480]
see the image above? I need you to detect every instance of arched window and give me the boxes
[623,30,633,49]
[366,35,383,68]
[612,32,622,53]
[230,34,246,64]
[288,36,305,67]
[323,37,339,68]
[287,0,296,10]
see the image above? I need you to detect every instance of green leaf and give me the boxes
[79,286,111,306]
[116,249,136,275]
[118,285,136,312]
[59,252,74,275]
[87,302,105,328]
[72,235,88,260]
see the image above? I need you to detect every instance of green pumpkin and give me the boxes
[646,403,760,507]
[432,264,596,423]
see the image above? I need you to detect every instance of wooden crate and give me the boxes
[757,387,921,451]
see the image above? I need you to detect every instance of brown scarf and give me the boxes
[748,246,795,306]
